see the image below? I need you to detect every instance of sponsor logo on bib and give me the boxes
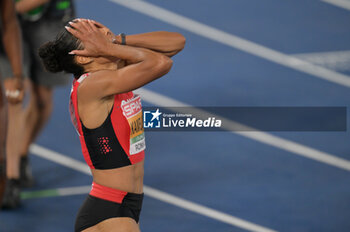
[121,95,146,155]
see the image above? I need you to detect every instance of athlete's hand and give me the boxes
[88,20,117,44]
[65,19,114,57]
[4,77,24,104]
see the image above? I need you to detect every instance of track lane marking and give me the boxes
[104,0,350,171]
[21,186,92,199]
[293,50,350,71]
[321,0,350,11]
[109,0,350,87]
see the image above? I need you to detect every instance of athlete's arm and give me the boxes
[115,31,186,57]
[15,0,49,14]
[1,0,24,103]
[90,20,185,57]
[67,20,173,99]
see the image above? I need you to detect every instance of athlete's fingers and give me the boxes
[69,20,99,37]
[87,20,99,32]
[83,20,97,32]
[65,26,83,39]
[68,21,80,29]
[71,18,81,23]
[69,20,95,36]
[78,20,94,33]
[65,25,78,34]
[71,18,90,25]
[65,26,79,38]
[90,19,105,29]
[68,21,86,34]
[69,49,89,56]
[78,19,101,33]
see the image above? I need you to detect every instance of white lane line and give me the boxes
[109,0,350,88]
[58,185,92,196]
[108,0,350,170]
[135,88,350,172]
[30,144,91,175]
[294,50,350,59]
[29,144,277,232]
[293,50,350,71]
[321,0,350,11]
[21,185,92,199]
[143,185,276,232]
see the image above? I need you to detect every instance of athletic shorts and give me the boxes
[75,182,144,232]
[0,18,71,87]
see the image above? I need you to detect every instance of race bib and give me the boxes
[121,95,146,155]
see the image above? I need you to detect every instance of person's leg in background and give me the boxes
[0,0,31,208]
[19,82,53,187]
[0,84,7,205]
[0,62,28,208]
[21,83,53,151]
[18,18,72,187]
[2,78,25,208]
[0,47,28,208]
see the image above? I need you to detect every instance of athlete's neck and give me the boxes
[84,60,118,74]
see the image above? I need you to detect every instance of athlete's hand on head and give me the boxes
[65,19,115,57]
[88,20,117,44]
[4,77,24,104]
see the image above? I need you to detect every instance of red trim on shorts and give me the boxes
[90,182,128,204]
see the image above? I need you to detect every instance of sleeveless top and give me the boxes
[69,73,145,170]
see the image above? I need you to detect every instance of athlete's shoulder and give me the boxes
[77,73,90,83]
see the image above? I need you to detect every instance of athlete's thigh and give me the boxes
[82,218,140,232]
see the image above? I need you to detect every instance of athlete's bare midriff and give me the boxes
[91,160,144,194]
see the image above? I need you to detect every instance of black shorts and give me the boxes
[75,193,144,232]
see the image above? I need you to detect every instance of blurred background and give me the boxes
[1,0,350,231]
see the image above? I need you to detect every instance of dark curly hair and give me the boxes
[38,25,84,78]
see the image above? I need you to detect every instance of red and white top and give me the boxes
[69,73,145,170]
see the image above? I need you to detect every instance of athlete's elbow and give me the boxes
[156,55,173,76]
[145,54,172,79]
[171,33,186,52]
[177,34,186,51]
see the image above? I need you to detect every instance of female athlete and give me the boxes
[38,19,185,231]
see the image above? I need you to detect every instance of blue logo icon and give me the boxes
[143,109,162,128]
